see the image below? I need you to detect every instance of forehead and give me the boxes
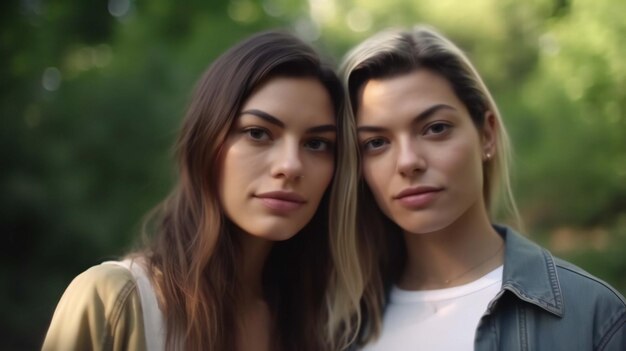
[242,76,335,125]
[357,69,467,124]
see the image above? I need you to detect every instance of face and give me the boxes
[219,76,336,241]
[356,69,495,235]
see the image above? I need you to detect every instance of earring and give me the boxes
[484,152,492,161]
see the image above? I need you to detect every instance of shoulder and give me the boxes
[500,226,626,349]
[62,262,140,315]
[73,262,137,295]
[553,256,626,349]
[554,257,626,308]
[42,262,147,351]
[52,262,140,315]
[553,256,625,307]
[501,225,625,307]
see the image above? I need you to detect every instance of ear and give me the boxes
[481,111,497,161]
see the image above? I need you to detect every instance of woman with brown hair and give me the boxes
[335,25,626,350]
[42,31,355,351]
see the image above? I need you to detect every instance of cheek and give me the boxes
[441,140,484,189]
[362,156,391,202]
[218,142,264,201]
[218,145,239,207]
[307,156,335,194]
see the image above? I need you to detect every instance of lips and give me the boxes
[393,186,442,208]
[254,191,306,212]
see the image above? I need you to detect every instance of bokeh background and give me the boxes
[2,0,625,349]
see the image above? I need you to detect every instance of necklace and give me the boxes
[442,242,504,286]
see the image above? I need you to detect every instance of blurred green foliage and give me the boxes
[1,0,624,349]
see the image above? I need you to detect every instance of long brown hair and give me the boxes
[336,25,521,346]
[139,31,345,350]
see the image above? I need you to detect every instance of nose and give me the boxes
[396,136,425,177]
[270,140,304,180]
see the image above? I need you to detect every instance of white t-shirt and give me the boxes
[361,266,503,351]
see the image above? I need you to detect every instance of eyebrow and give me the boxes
[357,104,456,133]
[241,109,336,134]
[241,109,284,128]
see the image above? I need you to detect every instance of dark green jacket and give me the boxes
[475,226,626,350]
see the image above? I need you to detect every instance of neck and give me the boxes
[236,230,274,300]
[234,230,274,351]
[399,202,503,290]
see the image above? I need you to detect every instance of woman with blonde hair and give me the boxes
[337,25,625,350]
[43,30,355,351]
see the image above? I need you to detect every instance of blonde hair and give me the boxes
[335,25,521,345]
[324,67,365,350]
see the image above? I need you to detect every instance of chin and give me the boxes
[256,232,299,242]
[245,225,303,242]
[395,212,455,235]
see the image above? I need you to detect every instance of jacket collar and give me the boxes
[493,225,564,317]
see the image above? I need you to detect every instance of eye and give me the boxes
[304,138,333,152]
[244,127,271,142]
[424,122,451,136]
[362,137,389,152]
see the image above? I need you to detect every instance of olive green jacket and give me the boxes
[42,263,148,351]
